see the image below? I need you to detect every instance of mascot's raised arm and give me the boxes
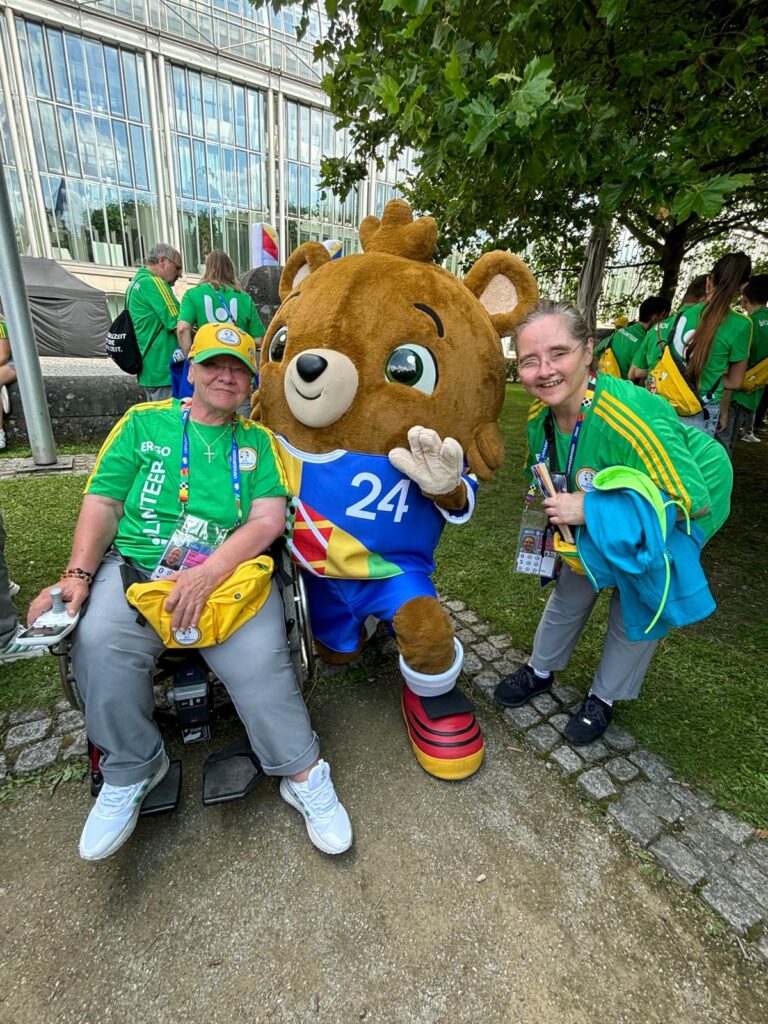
[253,199,537,780]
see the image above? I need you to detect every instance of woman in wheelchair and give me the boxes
[28,324,352,862]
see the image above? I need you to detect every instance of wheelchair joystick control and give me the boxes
[51,587,66,614]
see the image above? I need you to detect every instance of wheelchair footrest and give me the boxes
[202,735,265,806]
[140,760,182,816]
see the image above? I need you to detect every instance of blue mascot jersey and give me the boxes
[276,436,477,579]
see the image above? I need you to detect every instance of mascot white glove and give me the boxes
[389,426,464,496]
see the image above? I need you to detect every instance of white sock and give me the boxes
[529,664,551,679]
[589,689,613,707]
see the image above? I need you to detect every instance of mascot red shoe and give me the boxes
[253,199,537,779]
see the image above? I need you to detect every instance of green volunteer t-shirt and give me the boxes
[179,284,265,340]
[86,399,290,570]
[671,302,752,402]
[125,267,180,388]
[734,308,768,412]
[0,317,8,340]
[527,374,729,542]
[605,321,646,378]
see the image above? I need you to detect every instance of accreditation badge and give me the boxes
[515,508,557,578]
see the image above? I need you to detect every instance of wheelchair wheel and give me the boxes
[278,546,315,687]
[52,641,84,711]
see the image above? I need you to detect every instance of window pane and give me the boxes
[193,139,208,199]
[323,112,334,158]
[59,108,80,176]
[222,147,235,206]
[104,48,125,116]
[251,153,264,213]
[122,52,141,121]
[75,112,99,177]
[299,164,310,217]
[85,40,109,114]
[113,121,133,186]
[188,72,203,136]
[38,102,63,173]
[285,101,297,160]
[299,105,309,163]
[66,35,89,108]
[234,85,246,148]
[129,122,148,189]
[177,137,194,198]
[46,29,70,103]
[180,201,199,273]
[310,108,321,166]
[203,77,218,138]
[236,149,248,208]
[247,89,261,151]
[218,80,233,144]
[27,23,52,99]
[207,143,221,201]
[173,67,189,133]
[94,116,117,183]
[287,161,297,215]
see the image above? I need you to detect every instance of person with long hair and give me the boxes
[494,300,732,745]
[176,249,265,356]
[668,253,752,438]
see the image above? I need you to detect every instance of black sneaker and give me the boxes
[493,664,553,708]
[563,693,612,745]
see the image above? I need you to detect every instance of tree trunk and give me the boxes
[577,222,611,334]
[658,222,690,302]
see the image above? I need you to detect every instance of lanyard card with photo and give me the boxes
[515,508,557,577]
[151,513,228,580]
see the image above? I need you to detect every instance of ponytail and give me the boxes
[686,252,751,385]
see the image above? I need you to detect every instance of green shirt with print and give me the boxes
[526,374,731,543]
[125,267,180,388]
[86,399,290,570]
[179,284,265,341]
[605,321,647,378]
[671,302,752,402]
[733,308,768,412]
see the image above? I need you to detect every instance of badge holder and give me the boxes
[514,508,558,578]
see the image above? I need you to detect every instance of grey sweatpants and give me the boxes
[70,556,319,786]
[530,563,659,702]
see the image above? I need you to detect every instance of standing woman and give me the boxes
[0,316,17,450]
[176,249,265,357]
[494,301,731,744]
[669,252,752,437]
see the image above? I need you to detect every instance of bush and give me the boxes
[505,356,519,383]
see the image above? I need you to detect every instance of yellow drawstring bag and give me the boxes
[647,346,702,417]
[126,556,274,648]
[552,531,585,574]
[596,347,621,378]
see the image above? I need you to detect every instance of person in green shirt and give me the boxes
[716,274,768,452]
[125,243,182,401]
[594,296,670,378]
[177,249,265,357]
[493,300,732,745]
[0,316,16,450]
[27,323,352,862]
[669,252,752,439]
[628,275,708,385]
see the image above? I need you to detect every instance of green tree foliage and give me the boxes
[261,0,767,296]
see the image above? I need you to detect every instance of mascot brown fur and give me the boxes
[253,199,537,779]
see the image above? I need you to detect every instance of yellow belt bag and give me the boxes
[126,556,274,648]
[742,356,768,394]
[647,346,702,417]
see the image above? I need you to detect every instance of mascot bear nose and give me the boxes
[296,353,328,382]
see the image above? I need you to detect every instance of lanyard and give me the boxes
[179,402,242,527]
[526,372,597,501]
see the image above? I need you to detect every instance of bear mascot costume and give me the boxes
[253,199,537,780]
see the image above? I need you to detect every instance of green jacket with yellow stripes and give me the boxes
[125,266,180,388]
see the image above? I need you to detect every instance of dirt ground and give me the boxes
[1,663,767,1024]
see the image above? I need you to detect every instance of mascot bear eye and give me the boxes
[268,326,289,362]
[385,345,438,394]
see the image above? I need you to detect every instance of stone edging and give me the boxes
[442,598,768,967]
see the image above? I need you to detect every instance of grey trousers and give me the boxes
[142,385,172,402]
[70,557,319,786]
[0,513,19,646]
[530,563,659,702]
[716,402,750,458]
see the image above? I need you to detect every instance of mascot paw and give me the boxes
[388,426,463,496]
[401,685,484,780]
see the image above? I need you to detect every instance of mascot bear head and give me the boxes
[252,199,537,477]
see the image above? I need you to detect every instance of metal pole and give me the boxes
[0,162,57,465]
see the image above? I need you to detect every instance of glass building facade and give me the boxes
[0,0,410,291]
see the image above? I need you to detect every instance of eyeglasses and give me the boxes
[199,361,252,379]
[163,257,182,273]
[517,344,582,373]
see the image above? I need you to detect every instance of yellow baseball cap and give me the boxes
[190,324,257,374]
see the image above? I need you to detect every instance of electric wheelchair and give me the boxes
[53,541,314,815]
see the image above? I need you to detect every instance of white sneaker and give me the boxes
[8,580,20,598]
[0,629,46,664]
[0,428,6,450]
[741,432,761,443]
[0,385,9,415]
[280,759,352,855]
[79,753,170,861]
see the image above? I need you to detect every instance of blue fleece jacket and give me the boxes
[579,487,715,641]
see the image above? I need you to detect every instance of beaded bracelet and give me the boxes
[60,567,94,584]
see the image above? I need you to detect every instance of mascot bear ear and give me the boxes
[279,242,332,300]
[463,252,539,337]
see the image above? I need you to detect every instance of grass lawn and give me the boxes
[436,385,767,826]
[1,393,766,825]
